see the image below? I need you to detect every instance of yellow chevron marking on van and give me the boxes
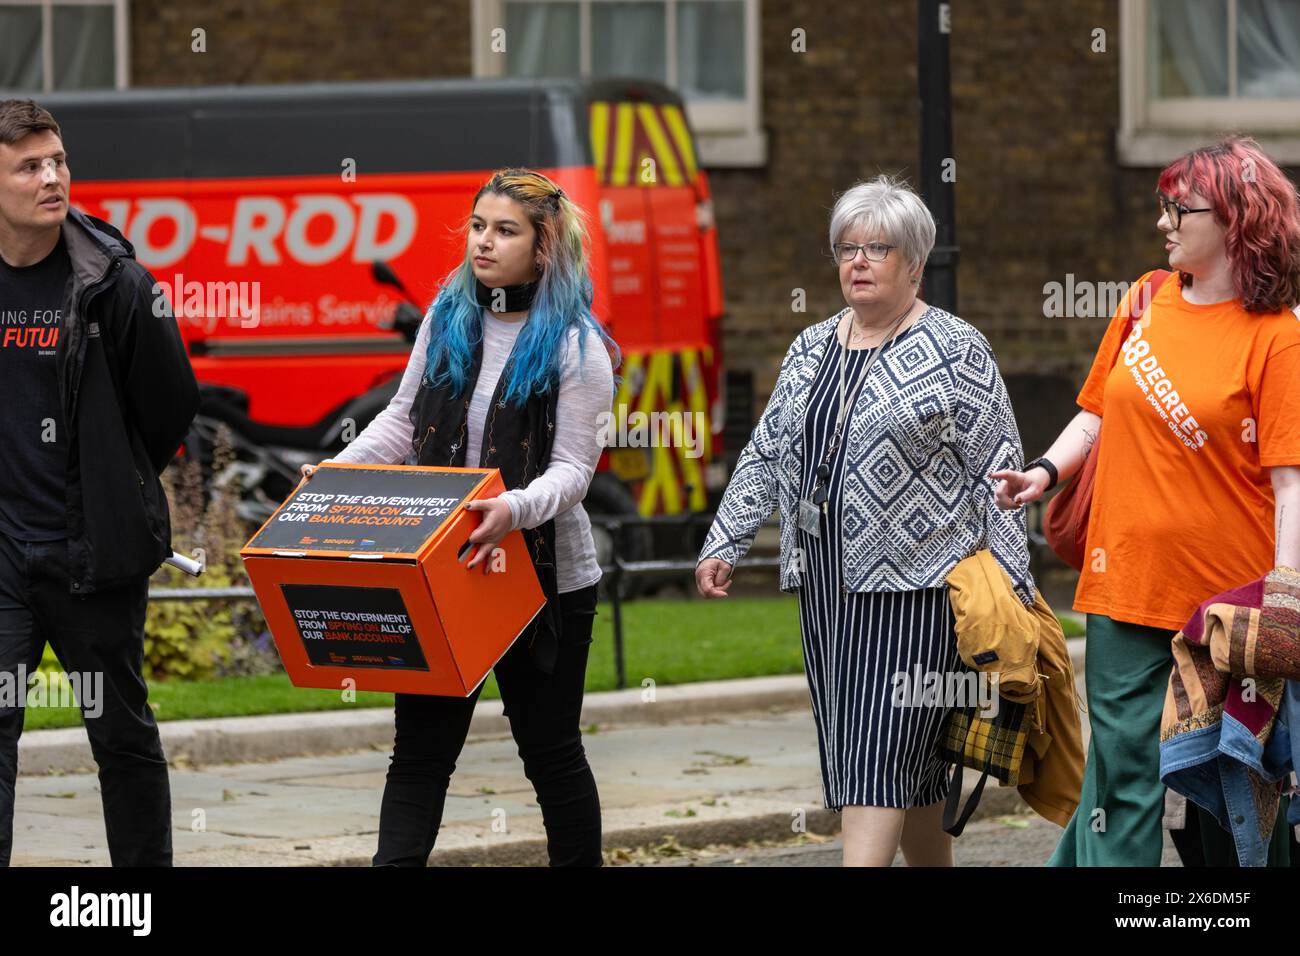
[611,103,636,187]
[626,349,712,515]
[636,104,683,187]
[589,101,610,184]
[636,352,682,513]
[660,105,698,182]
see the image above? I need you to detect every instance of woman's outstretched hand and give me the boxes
[989,467,1051,510]
[696,558,734,598]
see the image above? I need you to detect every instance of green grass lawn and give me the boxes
[22,596,1083,731]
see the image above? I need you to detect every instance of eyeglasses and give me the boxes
[1156,193,1212,230]
[832,241,895,263]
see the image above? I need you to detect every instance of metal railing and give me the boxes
[146,511,775,692]
[149,500,1050,693]
[150,586,256,600]
[589,509,782,690]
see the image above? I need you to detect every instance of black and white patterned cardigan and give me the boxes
[699,305,1036,605]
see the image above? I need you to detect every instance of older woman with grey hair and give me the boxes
[696,174,1034,867]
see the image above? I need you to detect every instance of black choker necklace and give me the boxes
[475,277,539,313]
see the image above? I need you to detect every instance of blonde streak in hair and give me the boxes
[540,197,570,274]
[560,197,589,272]
[537,211,560,274]
[526,175,553,202]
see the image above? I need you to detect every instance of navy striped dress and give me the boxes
[796,329,967,811]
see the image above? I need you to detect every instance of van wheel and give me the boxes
[584,472,652,599]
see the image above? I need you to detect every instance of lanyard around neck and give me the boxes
[821,302,916,469]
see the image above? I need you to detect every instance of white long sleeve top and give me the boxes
[332,308,615,593]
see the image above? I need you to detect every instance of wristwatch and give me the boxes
[1023,456,1059,491]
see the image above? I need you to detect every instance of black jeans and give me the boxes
[0,532,172,867]
[373,583,601,866]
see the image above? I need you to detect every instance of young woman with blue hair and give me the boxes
[305,168,619,866]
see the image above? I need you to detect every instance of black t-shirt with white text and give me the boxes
[0,235,71,540]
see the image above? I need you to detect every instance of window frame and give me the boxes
[0,0,129,93]
[472,0,766,167]
[1119,0,1300,165]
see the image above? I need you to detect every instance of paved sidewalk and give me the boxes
[14,709,839,865]
[11,641,1088,866]
[16,674,819,775]
[11,707,1051,867]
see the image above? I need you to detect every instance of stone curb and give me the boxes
[17,640,1085,864]
[18,640,1087,778]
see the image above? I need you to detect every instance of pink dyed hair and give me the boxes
[1157,135,1300,313]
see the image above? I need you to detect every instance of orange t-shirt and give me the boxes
[1073,270,1300,630]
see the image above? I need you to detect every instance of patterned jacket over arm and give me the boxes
[699,306,1035,605]
[693,335,803,568]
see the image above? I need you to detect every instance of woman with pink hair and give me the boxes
[995,136,1300,866]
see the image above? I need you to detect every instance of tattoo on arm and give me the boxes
[1081,426,1098,461]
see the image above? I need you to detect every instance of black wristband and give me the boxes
[1024,456,1058,491]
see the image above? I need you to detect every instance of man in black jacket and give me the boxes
[0,100,198,866]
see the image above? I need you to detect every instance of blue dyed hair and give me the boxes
[423,167,620,405]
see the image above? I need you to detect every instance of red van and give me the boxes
[42,77,731,563]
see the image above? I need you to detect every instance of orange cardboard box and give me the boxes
[240,462,545,696]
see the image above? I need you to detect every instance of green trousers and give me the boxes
[1048,613,1293,867]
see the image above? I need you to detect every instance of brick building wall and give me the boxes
[124,0,1297,447]
[712,0,1151,392]
[129,0,472,85]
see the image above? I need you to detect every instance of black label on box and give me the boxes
[249,466,490,555]
[282,583,429,671]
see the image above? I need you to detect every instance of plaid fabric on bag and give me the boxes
[939,699,1030,786]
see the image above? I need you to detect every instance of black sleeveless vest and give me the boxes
[408,326,563,673]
